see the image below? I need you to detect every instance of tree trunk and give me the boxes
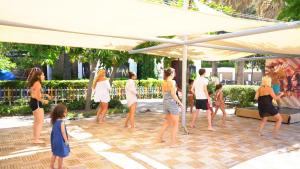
[212,61,218,77]
[109,66,118,84]
[236,61,245,85]
[63,52,72,80]
[85,60,97,110]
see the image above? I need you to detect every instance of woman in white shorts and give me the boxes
[93,69,111,123]
[124,72,138,128]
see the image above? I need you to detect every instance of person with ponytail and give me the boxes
[124,71,138,128]
[27,67,51,144]
[157,68,183,147]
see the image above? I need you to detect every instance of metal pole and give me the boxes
[192,43,300,58]
[129,21,300,54]
[182,36,188,133]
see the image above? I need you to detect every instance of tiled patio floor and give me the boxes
[0,111,299,169]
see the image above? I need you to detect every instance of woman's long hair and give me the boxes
[27,67,43,88]
[261,76,272,87]
[164,68,174,80]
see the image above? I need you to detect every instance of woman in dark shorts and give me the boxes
[255,76,284,138]
[27,67,51,143]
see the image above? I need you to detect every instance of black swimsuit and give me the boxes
[29,98,43,111]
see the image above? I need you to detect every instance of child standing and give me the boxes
[50,104,70,169]
[212,84,227,126]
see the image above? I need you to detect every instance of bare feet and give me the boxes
[157,138,165,143]
[32,139,45,144]
[272,132,280,139]
[189,124,195,128]
[258,131,263,136]
[169,142,179,148]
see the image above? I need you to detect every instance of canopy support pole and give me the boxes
[182,36,189,134]
[192,43,300,58]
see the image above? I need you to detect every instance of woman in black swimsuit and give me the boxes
[27,67,51,144]
[255,76,284,138]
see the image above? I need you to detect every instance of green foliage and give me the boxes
[201,61,235,68]
[218,61,235,67]
[108,98,124,109]
[0,98,51,116]
[66,97,85,110]
[203,1,235,15]
[278,0,300,21]
[137,55,157,79]
[113,80,127,88]
[222,85,258,107]
[0,104,31,116]
[1,42,62,66]
[0,54,16,71]
[0,80,89,89]
[108,98,128,114]
[0,79,165,89]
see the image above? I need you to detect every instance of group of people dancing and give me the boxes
[26,66,284,168]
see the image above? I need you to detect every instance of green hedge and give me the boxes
[0,80,89,88]
[222,85,258,107]
[0,98,51,116]
[0,79,164,89]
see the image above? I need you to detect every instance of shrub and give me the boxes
[66,97,85,110]
[0,79,164,89]
[222,85,258,107]
[0,104,31,116]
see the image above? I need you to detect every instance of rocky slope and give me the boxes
[211,0,284,19]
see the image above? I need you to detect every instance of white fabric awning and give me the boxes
[0,0,273,38]
[5,0,297,61]
[207,28,300,55]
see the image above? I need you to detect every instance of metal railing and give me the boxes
[0,87,163,105]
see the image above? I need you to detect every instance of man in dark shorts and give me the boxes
[190,69,215,131]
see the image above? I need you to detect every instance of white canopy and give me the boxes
[0,0,274,59]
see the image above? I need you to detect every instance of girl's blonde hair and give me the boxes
[95,69,106,79]
[261,76,272,87]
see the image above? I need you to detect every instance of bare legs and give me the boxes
[258,117,268,136]
[125,103,137,128]
[158,114,171,143]
[32,108,44,143]
[190,109,215,130]
[212,105,227,126]
[50,155,64,169]
[170,114,179,146]
[97,102,108,123]
[190,109,199,128]
[258,114,282,138]
[96,105,102,122]
[206,109,215,131]
[157,114,179,146]
[273,114,282,138]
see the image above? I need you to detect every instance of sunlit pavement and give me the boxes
[0,101,300,169]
